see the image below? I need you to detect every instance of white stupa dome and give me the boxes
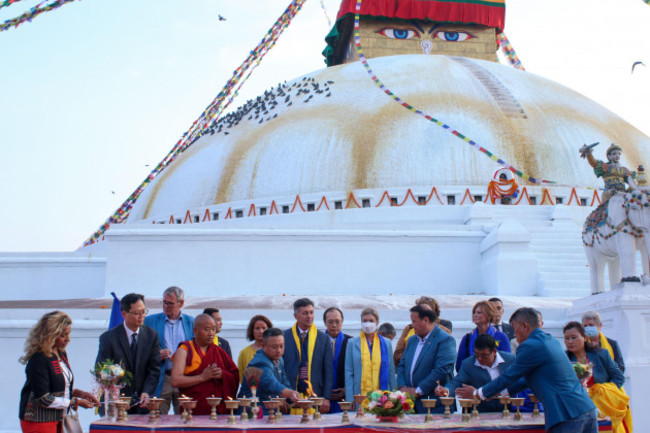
[128,54,650,222]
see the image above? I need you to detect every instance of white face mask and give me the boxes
[361,321,377,334]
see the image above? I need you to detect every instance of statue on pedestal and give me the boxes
[580,143,650,294]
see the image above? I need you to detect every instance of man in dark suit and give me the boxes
[323,307,351,413]
[283,298,333,412]
[96,293,161,414]
[489,297,514,341]
[436,334,516,412]
[396,305,456,413]
[457,307,596,433]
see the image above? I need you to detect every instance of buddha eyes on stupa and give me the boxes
[432,31,475,42]
[375,27,476,43]
[375,27,421,39]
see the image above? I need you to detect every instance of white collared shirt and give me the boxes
[124,321,140,344]
[476,352,509,399]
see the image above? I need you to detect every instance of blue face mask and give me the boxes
[584,326,599,338]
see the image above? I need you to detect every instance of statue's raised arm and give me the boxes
[579,143,636,203]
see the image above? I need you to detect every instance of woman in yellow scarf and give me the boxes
[564,322,631,433]
[345,307,396,404]
[582,311,625,374]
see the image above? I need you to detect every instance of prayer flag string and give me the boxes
[0,0,27,11]
[352,0,555,185]
[0,0,77,32]
[320,0,332,28]
[81,0,307,247]
[497,33,525,71]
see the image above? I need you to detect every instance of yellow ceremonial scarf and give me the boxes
[405,328,415,342]
[599,334,614,361]
[589,382,633,433]
[360,332,381,395]
[291,323,317,386]
[212,335,220,346]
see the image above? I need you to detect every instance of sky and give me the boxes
[1,0,649,252]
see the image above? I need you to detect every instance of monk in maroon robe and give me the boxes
[172,314,239,414]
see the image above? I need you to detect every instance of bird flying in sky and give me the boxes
[218,14,226,21]
[632,61,646,74]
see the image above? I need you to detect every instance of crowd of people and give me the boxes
[18,288,631,433]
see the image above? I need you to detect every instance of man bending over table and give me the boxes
[239,328,301,413]
[456,307,596,433]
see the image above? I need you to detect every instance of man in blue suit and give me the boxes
[238,328,301,413]
[396,305,456,413]
[436,334,515,412]
[283,298,333,412]
[144,286,194,415]
[457,307,596,433]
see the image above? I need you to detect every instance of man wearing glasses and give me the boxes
[144,286,195,414]
[96,293,161,414]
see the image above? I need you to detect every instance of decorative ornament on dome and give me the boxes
[323,0,506,66]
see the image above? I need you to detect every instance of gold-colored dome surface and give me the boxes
[128,55,650,221]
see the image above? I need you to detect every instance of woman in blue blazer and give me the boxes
[563,321,624,388]
[456,301,511,372]
[345,307,396,403]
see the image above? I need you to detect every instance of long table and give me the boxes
[90,413,613,432]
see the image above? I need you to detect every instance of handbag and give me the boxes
[62,407,83,433]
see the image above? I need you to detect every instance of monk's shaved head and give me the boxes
[193,313,216,330]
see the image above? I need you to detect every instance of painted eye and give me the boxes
[432,31,475,42]
[375,27,421,40]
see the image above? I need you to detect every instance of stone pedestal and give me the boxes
[479,219,538,296]
[568,283,650,433]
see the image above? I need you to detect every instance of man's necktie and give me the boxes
[301,331,307,344]
[130,333,138,363]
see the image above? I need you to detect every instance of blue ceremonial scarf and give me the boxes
[372,334,390,391]
[331,331,345,386]
[468,325,498,357]
[328,331,345,413]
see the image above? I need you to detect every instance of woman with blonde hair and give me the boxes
[19,311,98,433]
[345,307,396,403]
[455,300,511,372]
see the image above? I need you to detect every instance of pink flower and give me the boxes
[384,401,394,409]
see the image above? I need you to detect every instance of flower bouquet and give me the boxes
[572,362,593,389]
[91,359,132,421]
[364,390,415,422]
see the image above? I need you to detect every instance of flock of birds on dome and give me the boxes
[206,77,336,137]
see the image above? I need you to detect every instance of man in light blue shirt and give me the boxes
[396,305,456,413]
[144,286,194,414]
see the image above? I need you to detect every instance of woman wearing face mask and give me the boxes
[345,307,396,403]
[564,322,631,433]
[582,310,625,373]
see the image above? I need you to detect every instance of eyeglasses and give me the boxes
[162,301,177,307]
[127,309,149,317]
